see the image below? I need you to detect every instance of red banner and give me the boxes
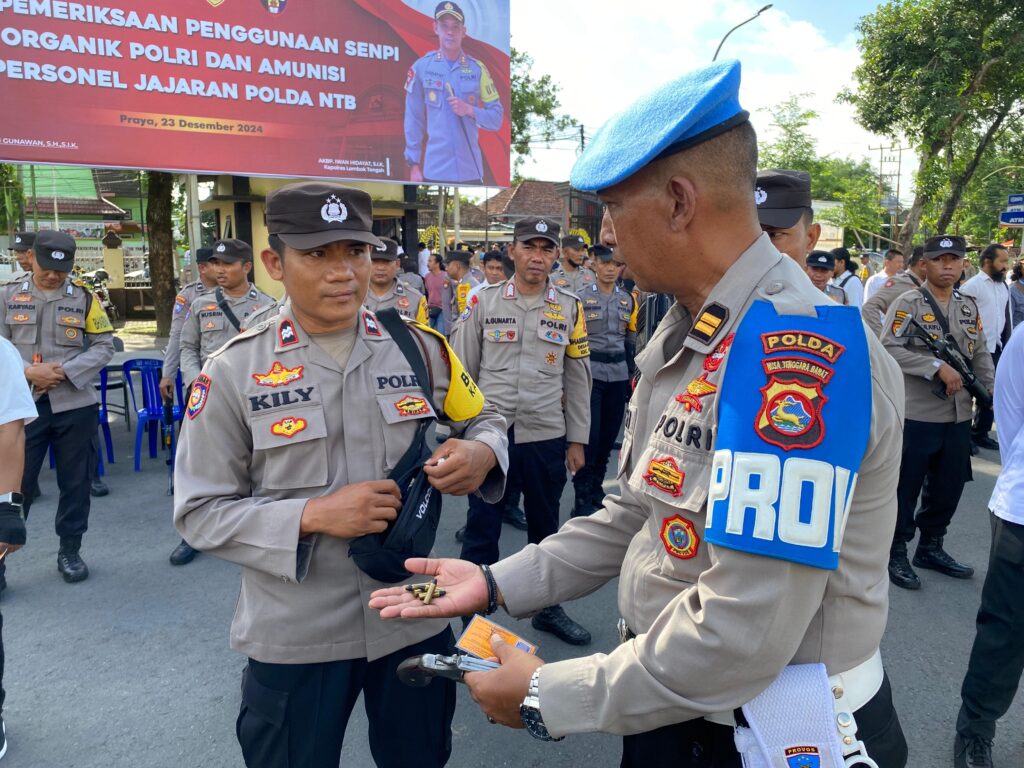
[0,0,510,186]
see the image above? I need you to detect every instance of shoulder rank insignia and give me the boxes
[688,302,729,345]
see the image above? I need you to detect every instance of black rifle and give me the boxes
[895,316,992,407]
[163,401,175,495]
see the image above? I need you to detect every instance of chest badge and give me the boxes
[253,362,304,388]
[545,351,557,366]
[675,373,717,413]
[660,515,699,559]
[271,416,308,438]
[64,328,79,340]
[643,456,684,497]
[11,313,30,323]
[394,395,430,417]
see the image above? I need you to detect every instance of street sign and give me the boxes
[1006,204,1024,213]
[999,211,1024,227]
[1008,194,1024,205]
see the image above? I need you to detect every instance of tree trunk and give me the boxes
[935,107,1012,233]
[146,171,176,338]
[899,150,937,253]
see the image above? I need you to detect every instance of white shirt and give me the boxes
[959,270,1008,354]
[864,271,894,300]
[0,336,37,426]
[833,271,864,307]
[418,248,431,278]
[989,327,1024,524]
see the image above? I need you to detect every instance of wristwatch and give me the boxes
[0,492,24,509]
[519,668,562,742]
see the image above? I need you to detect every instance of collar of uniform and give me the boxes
[682,232,782,355]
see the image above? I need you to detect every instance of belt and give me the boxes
[616,619,884,727]
[590,350,626,364]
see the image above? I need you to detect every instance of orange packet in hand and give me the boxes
[456,614,537,659]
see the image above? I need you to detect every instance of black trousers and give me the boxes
[573,378,630,505]
[971,347,1000,440]
[621,673,907,767]
[957,514,1024,741]
[21,399,96,538]
[237,627,456,768]
[460,428,566,565]
[0,609,5,715]
[893,419,971,544]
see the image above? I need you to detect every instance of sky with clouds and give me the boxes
[493,0,916,201]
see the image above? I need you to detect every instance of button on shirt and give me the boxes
[990,327,1024,524]
[959,271,1009,353]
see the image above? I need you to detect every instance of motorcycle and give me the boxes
[79,268,119,323]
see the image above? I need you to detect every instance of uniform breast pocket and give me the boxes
[201,314,227,334]
[425,85,443,109]
[56,315,85,348]
[5,306,38,345]
[629,439,713,515]
[251,406,329,490]
[376,393,437,473]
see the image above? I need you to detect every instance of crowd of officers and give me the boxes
[2,155,1020,766]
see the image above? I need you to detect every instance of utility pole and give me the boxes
[29,164,37,229]
[579,125,585,152]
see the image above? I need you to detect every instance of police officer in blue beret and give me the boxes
[372,58,908,768]
[404,2,504,183]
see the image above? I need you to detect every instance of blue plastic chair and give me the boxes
[123,359,165,471]
[96,368,117,462]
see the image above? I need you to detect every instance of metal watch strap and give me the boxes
[520,668,563,742]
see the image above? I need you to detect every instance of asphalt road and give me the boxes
[2,420,1020,767]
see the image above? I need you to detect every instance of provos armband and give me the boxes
[704,301,871,570]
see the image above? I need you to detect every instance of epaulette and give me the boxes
[206,318,270,360]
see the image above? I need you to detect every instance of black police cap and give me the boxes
[34,230,76,273]
[755,169,812,228]
[210,238,253,263]
[591,244,615,262]
[195,247,214,263]
[807,250,835,270]
[924,235,966,260]
[561,234,587,250]
[265,182,382,250]
[373,237,400,260]
[514,217,560,246]
[445,250,471,265]
[434,1,464,22]
[12,231,34,252]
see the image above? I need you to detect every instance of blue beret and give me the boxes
[570,59,748,192]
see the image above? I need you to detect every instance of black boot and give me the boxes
[888,542,921,590]
[169,539,198,566]
[954,733,993,768]
[914,535,974,579]
[531,605,591,645]
[57,536,89,583]
[501,505,528,530]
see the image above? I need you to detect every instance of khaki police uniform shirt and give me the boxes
[5,270,32,284]
[861,271,920,337]
[881,287,995,424]
[363,279,429,325]
[163,280,215,379]
[179,285,273,384]
[489,234,906,737]
[173,302,509,664]
[399,271,425,294]
[451,279,592,444]
[1,276,115,413]
[552,262,596,297]
[581,283,637,382]
[444,273,480,329]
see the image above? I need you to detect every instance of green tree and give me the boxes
[510,47,576,180]
[841,0,1024,251]
[758,96,888,244]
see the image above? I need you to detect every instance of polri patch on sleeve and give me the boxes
[187,374,212,420]
[704,301,871,571]
[688,302,729,345]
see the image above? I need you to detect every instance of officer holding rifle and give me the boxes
[881,235,995,591]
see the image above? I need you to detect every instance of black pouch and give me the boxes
[349,309,441,583]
